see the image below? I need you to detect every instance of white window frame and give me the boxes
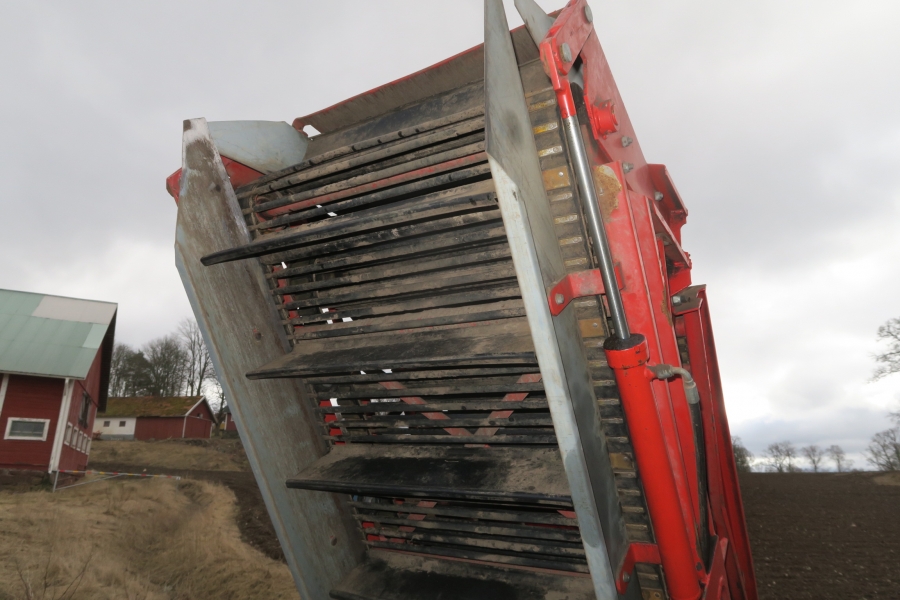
[78,431,86,453]
[5,418,51,441]
[65,423,73,446]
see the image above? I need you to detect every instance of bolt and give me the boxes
[622,162,634,174]
[621,135,633,148]
[555,293,565,305]
[593,322,599,328]
[560,43,572,63]
[623,573,631,583]
[672,296,682,305]
[252,328,262,341]
[584,5,593,23]
[654,191,664,202]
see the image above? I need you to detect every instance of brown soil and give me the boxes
[92,443,900,599]
[740,472,900,599]
[0,476,298,599]
[89,463,285,563]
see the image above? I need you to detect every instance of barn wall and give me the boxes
[224,414,238,431]
[184,416,214,439]
[134,417,186,440]
[58,348,104,472]
[94,416,136,440]
[0,375,64,470]
[134,416,214,440]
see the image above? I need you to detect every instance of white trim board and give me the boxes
[0,374,9,418]
[4,417,51,441]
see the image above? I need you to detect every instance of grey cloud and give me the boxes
[1,0,899,456]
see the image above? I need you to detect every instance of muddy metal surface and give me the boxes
[740,472,900,600]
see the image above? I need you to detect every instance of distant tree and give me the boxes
[872,317,900,381]
[141,335,188,397]
[108,343,152,397]
[801,445,825,472]
[108,343,133,397]
[865,427,900,471]
[764,441,797,472]
[826,445,852,472]
[206,366,228,423]
[732,437,754,472]
[178,319,213,397]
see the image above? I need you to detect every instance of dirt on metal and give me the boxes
[740,472,900,600]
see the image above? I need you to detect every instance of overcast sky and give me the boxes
[1,1,898,466]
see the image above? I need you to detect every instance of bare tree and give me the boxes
[866,428,900,471]
[801,445,825,472]
[764,441,797,472]
[108,343,133,397]
[826,445,852,472]
[141,335,187,397]
[732,437,754,473]
[207,369,228,424]
[178,319,213,397]
[108,343,152,397]
[872,317,900,381]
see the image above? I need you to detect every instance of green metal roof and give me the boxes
[0,289,117,380]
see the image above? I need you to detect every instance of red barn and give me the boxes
[95,396,216,440]
[220,405,238,432]
[0,289,116,472]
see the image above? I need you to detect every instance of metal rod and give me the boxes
[561,115,630,340]
[55,473,125,492]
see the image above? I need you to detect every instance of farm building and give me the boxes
[220,404,237,432]
[0,289,116,472]
[95,396,216,440]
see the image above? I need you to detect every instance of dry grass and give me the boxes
[0,477,298,600]
[90,439,249,472]
[873,472,900,486]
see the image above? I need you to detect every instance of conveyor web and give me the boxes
[199,56,664,600]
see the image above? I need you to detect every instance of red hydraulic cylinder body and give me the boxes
[605,334,702,600]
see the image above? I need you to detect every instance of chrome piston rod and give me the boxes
[561,115,631,340]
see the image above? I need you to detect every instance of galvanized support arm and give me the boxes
[175,118,363,599]
[485,1,628,598]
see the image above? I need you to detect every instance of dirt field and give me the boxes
[89,439,281,563]
[741,471,900,600]
[25,438,899,599]
[0,476,298,600]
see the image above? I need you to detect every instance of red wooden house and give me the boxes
[0,289,116,472]
[220,404,238,432]
[95,396,216,440]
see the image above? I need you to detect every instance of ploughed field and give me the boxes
[88,439,900,599]
[740,471,900,600]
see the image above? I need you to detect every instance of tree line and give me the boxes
[109,319,224,414]
[732,316,900,473]
[732,438,855,473]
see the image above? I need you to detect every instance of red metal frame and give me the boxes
[538,2,757,599]
[166,157,263,204]
[547,266,622,316]
[615,543,661,594]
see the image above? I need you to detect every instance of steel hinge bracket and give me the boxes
[616,542,662,594]
[547,265,624,316]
